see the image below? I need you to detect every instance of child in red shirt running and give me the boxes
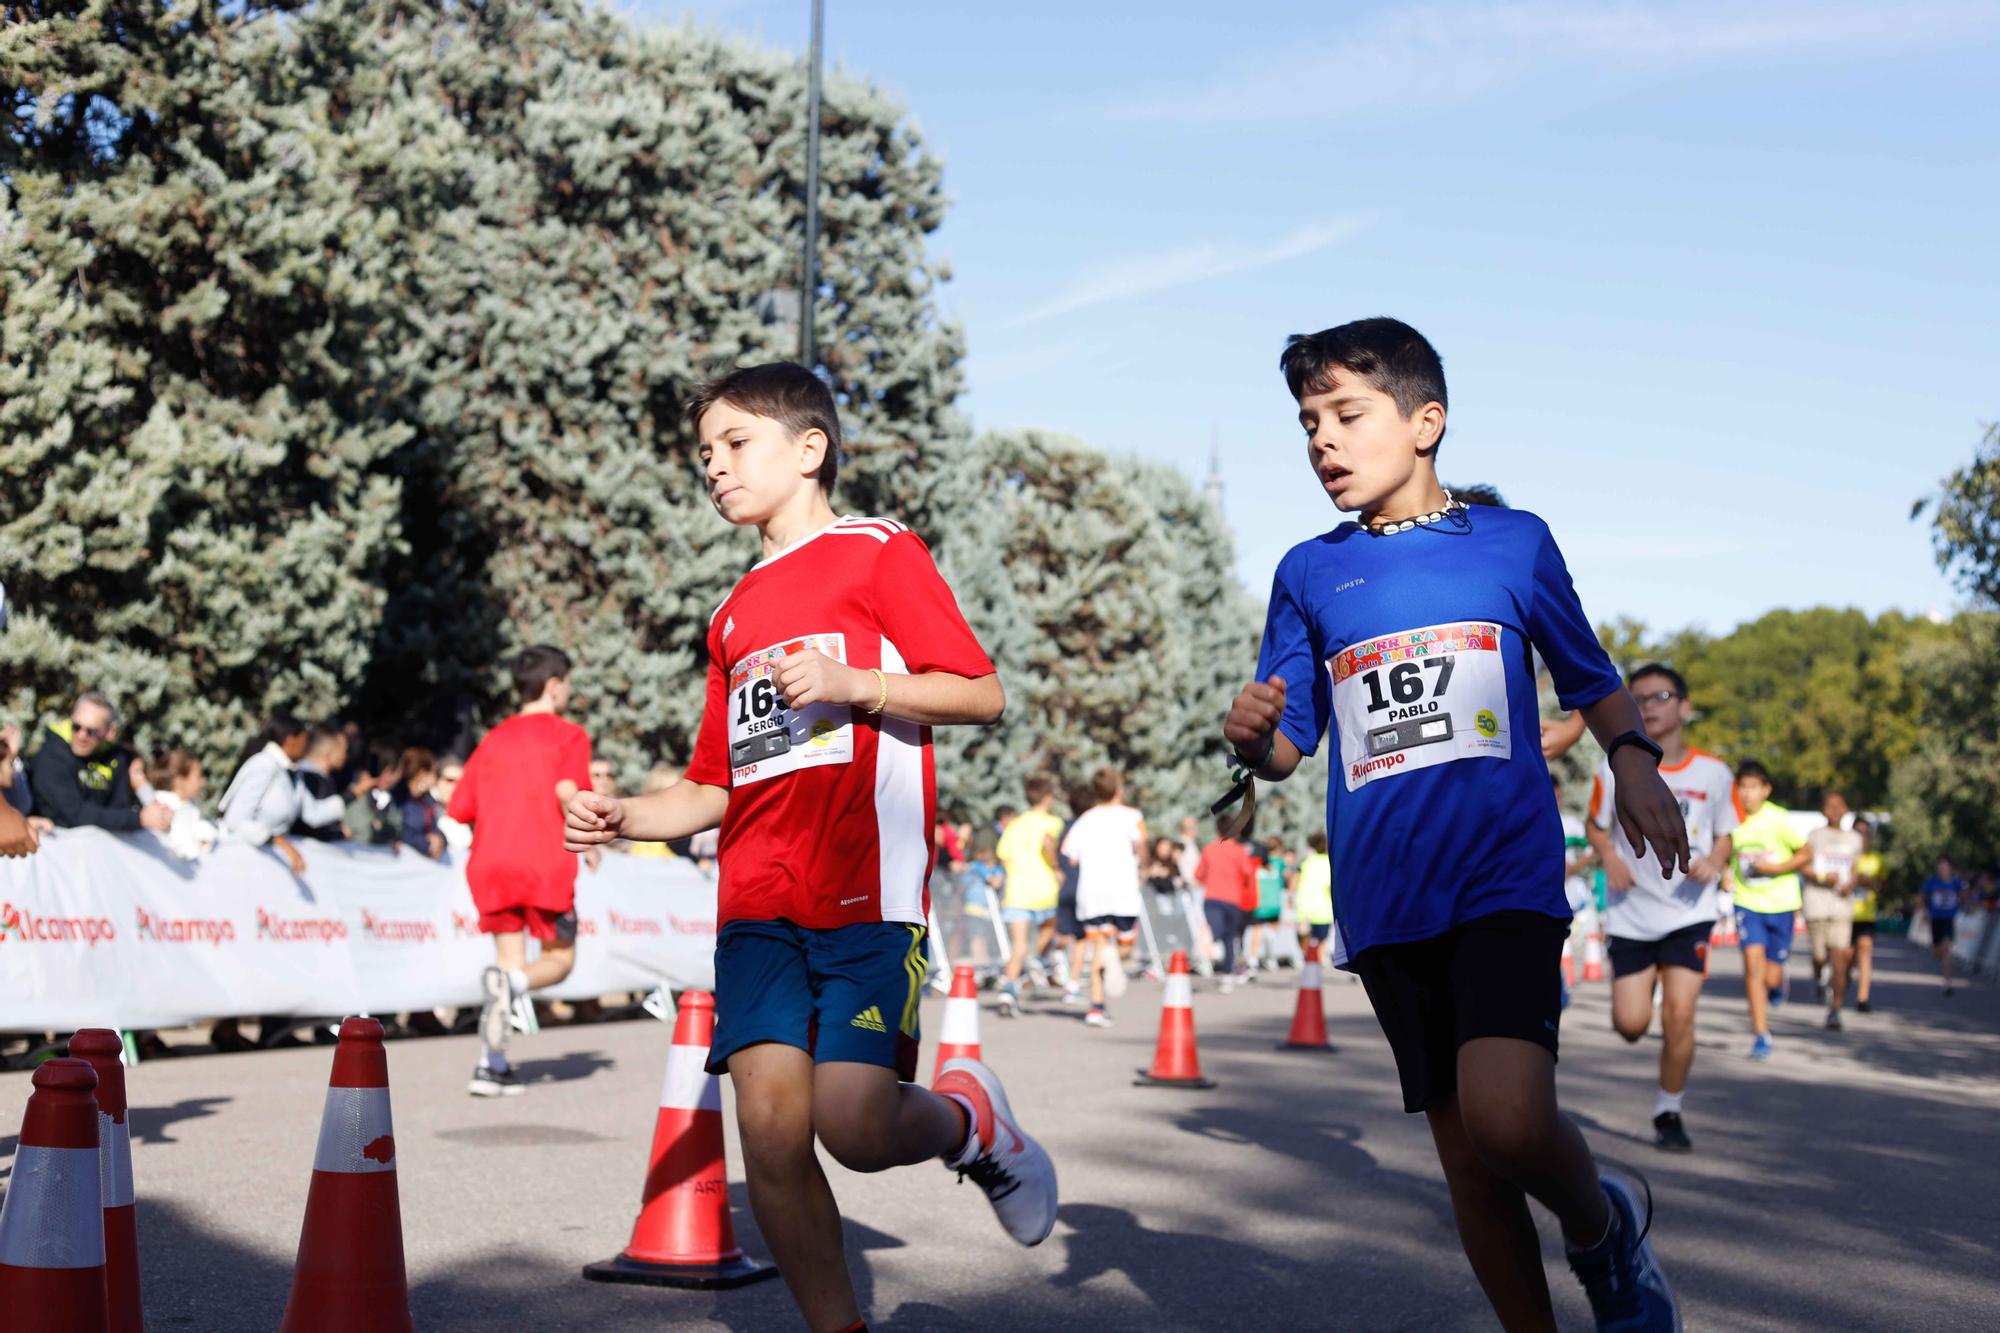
[447,645,596,1097]
[565,363,1056,1333]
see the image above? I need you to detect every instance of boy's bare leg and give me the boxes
[812,1061,967,1172]
[1426,1093,1558,1333]
[1452,1038,1610,1248]
[1004,919,1031,985]
[1743,944,1770,1034]
[1854,935,1873,1004]
[1087,933,1107,1007]
[1656,966,1702,1093]
[492,931,574,989]
[1608,968,1657,1044]
[729,1043,863,1333]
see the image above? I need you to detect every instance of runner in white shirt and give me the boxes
[1061,766,1146,1029]
[1586,664,1736,1154]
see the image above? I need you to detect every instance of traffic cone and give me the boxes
[280,1017,412,1333]
[1135,951,1217,1088]
[931,964,982,1083]
[1560,936,1578,988]
[0,1058,109,1333]
[1582,930,1605,982]
[1277,942,1337,1052]
[70,1030,142,1333]
[584,991,777,1289]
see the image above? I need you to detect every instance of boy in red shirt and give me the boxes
[446,645,595,1097]
[566,363,1056,1333]
[1195,821,1258,989]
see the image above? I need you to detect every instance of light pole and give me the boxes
[801,0,824,369]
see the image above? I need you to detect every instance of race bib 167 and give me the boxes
[1330,621,1511,792]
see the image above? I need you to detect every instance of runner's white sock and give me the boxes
[507,968,530,996]
[1654,1088,1684,1116]
[940,1092,978,1165]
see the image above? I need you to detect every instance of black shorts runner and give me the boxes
[1608,920,1712,979]
[1851,919,1877,939]
[1932,917,1956,945]
[1353,910,1568,1114]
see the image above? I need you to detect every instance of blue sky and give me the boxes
[630,0,2000,635]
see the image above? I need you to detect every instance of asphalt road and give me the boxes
[4,936,1998,1332]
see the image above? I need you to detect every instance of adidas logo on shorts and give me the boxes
[851,1005,887,1033]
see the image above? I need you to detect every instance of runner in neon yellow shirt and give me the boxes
[1729,761,1810,1059]
[1293,831,1334,959]
[1851,819,1883,1013]
[996,775,1064,1016]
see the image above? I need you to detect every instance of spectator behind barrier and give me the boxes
[392,746,444,859]
[434,755,472,852]
[292,723,351,842]
[218,713,309,874]
[2,721,32,815]
[153,749,219,859]
[28,692,172,835]
[345,740,404,844]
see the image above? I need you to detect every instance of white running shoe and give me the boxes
[935,1057,1058,1247]
[1084,1007,1112,1027]
[478,966,512,1050]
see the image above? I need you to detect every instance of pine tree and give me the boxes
[2,1,408,776]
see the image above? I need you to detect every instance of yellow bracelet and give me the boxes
[866,668,888,716]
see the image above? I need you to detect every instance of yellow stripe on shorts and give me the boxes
[900,924,927,1037]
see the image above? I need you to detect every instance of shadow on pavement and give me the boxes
[130,1096,233,1146]
[510,1049,618,1085]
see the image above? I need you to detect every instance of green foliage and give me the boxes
[1917,422,2000,607]
[1597,609,1945,809]
[2,0,408,779]
[1887,616,2000,886]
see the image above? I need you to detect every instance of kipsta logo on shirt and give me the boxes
[1334,578,1367,594]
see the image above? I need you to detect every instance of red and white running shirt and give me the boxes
[686,516,995,930]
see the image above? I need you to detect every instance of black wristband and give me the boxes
[1605,730,1664,764]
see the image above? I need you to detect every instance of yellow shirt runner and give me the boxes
[997,808,1063,912]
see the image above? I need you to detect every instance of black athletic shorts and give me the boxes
[1932,918,1956,945]
[1608,920,1712,979]
[1852,919,1877,939]
[1353,910,1568,1115]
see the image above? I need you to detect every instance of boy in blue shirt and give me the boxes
[1225,318,1691,1333]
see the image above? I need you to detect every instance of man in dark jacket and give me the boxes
[28,693,172,834]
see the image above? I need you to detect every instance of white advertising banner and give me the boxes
[0,828,720,1030]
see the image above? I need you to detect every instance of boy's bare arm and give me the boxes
[1577,689,1691,876]
[775,648,1004,726]
[565,782,728,852]
[1224,676,1304,780]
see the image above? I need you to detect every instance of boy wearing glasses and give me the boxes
[1586,663,1735,1153]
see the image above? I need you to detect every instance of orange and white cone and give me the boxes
[0,1058,109,1333]
[70,1030,142,1333]
[280,1017,412,1333]
[1582,930,1606,983]
[1135,951,1217,1088]
[583,991,777,1289]
[1277,942,1337,1052]
[931,964,982,1083]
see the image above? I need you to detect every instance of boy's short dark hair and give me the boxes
[1308,830,1328,854]
[1736,759,1771,784]
[1280,317,1449,453]
[1627,662,1688,698]
[399,747,437,779]
[687,361,843,498]
[513,644,571,705]
[1090,766,1123,804]
[1023,773,1054,805]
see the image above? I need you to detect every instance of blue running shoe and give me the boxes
[1567,1170,1681,1332]
[1749,1033,1773,1060]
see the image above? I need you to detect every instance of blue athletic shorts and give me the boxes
[1003,906,1056,927]
[1306,921,1334,943]
[707,919,928,1080]
[1736,907,1795,964]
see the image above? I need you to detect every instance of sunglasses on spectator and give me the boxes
[1633,689,1682,706]
[71,719,109,738]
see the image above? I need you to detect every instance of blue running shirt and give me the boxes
[1255,506,1623,966]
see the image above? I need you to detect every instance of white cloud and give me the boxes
[1086,0,2000,132]
[1003,216,1372,328]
